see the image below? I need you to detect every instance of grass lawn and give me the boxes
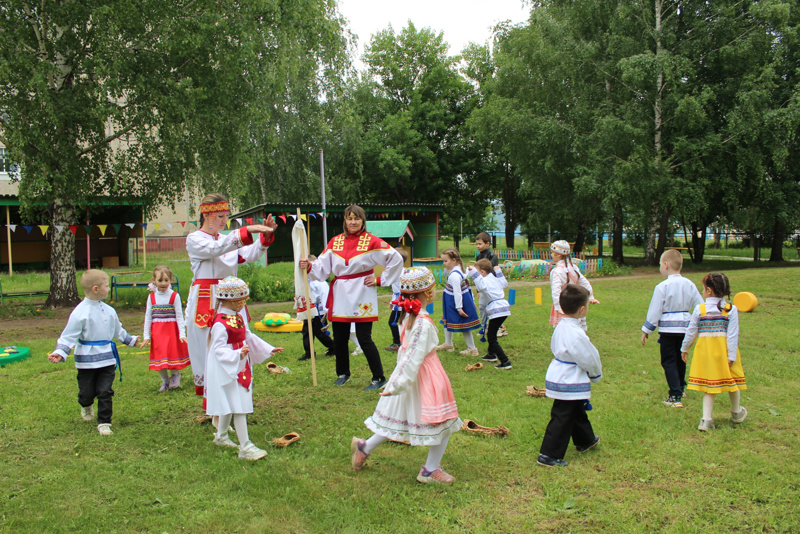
[1,266,799,533]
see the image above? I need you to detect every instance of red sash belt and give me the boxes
[193,278,220,328]
[326,269,374,318]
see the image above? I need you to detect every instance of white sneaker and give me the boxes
[213,434,238,448]
[351,346,363,356]
[732,406,748,424]
[97,423,113,436]
[698,418,715,432]
[238,441,268,461]
[460,348,479,357]
[81,406,94,422]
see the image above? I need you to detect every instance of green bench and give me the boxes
[110,274,180,301]
[0,278,50,306]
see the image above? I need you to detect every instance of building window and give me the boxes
[0,147,8,173]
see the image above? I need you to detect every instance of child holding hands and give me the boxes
[438,248,480,356]
[640,250,703,407]
[207,276,283,460]
[141,265,190,391]
[467,259,512,369]
[538,284,602,467]
[351,267,462,483]
[549,240,599,330]
[48,270,138,436]
[681,272,748,431]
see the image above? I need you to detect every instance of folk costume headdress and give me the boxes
[216,276,249,300]
[200,201,230,214]
[392,267,435,315]
[550,240,571,256]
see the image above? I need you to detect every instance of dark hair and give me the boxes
[475,258,493,273]
[560,284,589,315]
[476,232,491,244]
[441,248,463,270]
[198,193,228,226]
[702,272,732,311]
[342,204,367,234]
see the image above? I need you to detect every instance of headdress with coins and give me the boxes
[550,240,571,256]
[215,276,249,300]
[399,267,435,294]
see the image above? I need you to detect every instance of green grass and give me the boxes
[1,266,799,532]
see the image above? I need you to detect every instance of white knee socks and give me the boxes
[729,390,741,413]
[216,414,232,439]
[425,434,451,472]
[702,394,715,421]
[444,330,475,349]
[233,414,249,445]
[158,370,169,382]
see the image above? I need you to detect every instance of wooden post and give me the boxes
[143,219,147,271]
[6,206,12,276]
[298,208,317,386]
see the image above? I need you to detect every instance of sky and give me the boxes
[336,0,531,65]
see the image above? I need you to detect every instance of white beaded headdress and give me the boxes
[550,240,571,256]
[399,267,435,294]
[216,276,250,300]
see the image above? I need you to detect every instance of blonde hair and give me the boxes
[198,193,228,226]
[152,264,174,282]
[660,249,683,271]
[80,269,109,294]
[441,248,464,270]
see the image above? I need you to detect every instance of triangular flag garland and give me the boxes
[154,223,161,231]
[97,224,108,236]
[83,225,92,235]
[142,222,148,230]
[279,215,286,224]
[226,220,231,229]
[165,222,173,231]
[179,221,186,227]
[190,221,197,227]
[38,225,49,235]
[125,223,135,229]
[245,217,253,225]
[55,225,65,233]
[112,224,121,234]
[22,225,34,234]
[7,224,16,232]
[68,225,78,235]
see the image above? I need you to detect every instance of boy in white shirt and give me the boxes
[299,255,336,361]
[640,249,703,408]
[48,270,138,436]
[538,284,602,467]
[467,259,512,369]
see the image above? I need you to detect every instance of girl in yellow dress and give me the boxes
[681,273,747,431]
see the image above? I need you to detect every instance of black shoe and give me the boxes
[576,435,600,453]
[325,349,335,357]
[494,361,512,370]
[481,354,498,362]
[298,354,311,361]
[363,379,387,392]
[537,454,568,467]
[333,375,350,386]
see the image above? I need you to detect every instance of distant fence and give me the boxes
[433,257,603,286]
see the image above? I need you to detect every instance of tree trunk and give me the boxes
[453,233,460,249]
[655,209,670,260]
[502,162,517,250]
[752,234,760,262]
[769,221,784,262]
[46,200,80,308]
[574,219,587,254]
[643,202,659,266]
[612,203,624,263]
[691,221,706,263]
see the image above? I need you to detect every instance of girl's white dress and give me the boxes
[365,312,462,446]
[205,305,276,416]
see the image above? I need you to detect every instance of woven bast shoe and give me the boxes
[465,362,484,372]
[526,385,547,397]
[350,437,369,471]
[435,344,455,352]
[266,362,283,374]
[461,419,510,437]
[416,466,455,484]
[273,433,301,448]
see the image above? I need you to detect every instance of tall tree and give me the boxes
[0,0,348,306]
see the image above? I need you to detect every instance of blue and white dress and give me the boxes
[441,266,480,332]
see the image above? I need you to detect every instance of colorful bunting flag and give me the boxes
[179,221,186,227]
[55,225,65,233]
[153,223,161,231]
[245,217,253,225]
[112,224,121,234]
[38,225,49,236]
[165,222,173,231]
[190,221,197,227]
[68,225,78,235]
[125,223,135,229]
[278,215,286,224]
[83,225,92,235]
[22,225,34,234]
[7,224,16,232]
[141,222,148,230]
[97,224,108,236]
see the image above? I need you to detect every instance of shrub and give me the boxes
[238,263,295,303]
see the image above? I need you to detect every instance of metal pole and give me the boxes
[143,219,147,271]
[86,210,91,269]
[320,149,327,246]
[6,206,12,276]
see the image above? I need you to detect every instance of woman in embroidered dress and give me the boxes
[141,265,189,391]
[350,267,461,483]
[298,205,404,391]
[549,240,599,331]
[185,193,277,418]
[437,248,480,356]
[681,272,748,432]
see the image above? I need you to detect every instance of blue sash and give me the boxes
[78,340,122,381]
